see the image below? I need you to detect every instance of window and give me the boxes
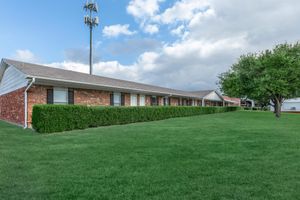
[139,95,145,106]
[53,88,68,104]
[151,96,156,106]
[151,96,158,106]
[163,97,169,106]
[131,94,138,106]
[113,92,121,106]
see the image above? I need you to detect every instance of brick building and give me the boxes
[0,59,233,128]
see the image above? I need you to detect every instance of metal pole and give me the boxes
[84,1,99,74]
[89,10,93,75]
[90,25,93,75]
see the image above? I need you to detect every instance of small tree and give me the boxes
[219,42,300,118]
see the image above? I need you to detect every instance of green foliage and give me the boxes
[244,107,270,111]
[219,42,300,117]
[32,105,240,133]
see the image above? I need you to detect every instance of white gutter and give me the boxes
[24,78,35,129]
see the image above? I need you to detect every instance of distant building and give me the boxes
[223,96,241,107]
[270,98,300,112]
[241,98,255,108]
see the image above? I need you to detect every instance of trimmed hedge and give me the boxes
[243,107,270,111]
[32,105,241,133]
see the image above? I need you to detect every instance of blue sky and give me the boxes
[0,0,177,64]
[0,0,142,63]
[1,0,299,90]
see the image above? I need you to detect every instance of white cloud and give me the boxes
[48,61,89,74]
[127,0,164,19]
[13,49,37,62]
[47,60,139,83]
[143,24,159,34]
[126,0,212,36]
[158,0,210,24]
[50,0,300,91]
[171,25,185,36]
[47,34,246,90]
[137,52,160,71]
[103,24,137,38]
[127,0,164,34]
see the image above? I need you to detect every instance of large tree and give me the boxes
[219,42,300,118]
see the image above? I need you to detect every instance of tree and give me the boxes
[219,42,300,118]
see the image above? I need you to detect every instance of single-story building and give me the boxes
[191,91,241,107]
[270,98,300,113]
[241,98,255,108]
[223,96,241,107]
[0,59,234,128]
[191,90,225,107]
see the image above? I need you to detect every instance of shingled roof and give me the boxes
[190,90,215,98]
[1,59,201,98]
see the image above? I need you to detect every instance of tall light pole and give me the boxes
[84,0,99,75]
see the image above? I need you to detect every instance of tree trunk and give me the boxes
[273,99,277,114]
[275,98,282,118]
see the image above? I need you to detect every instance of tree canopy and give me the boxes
[219,42,300,117]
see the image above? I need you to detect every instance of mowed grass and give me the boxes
[1,111,300,200]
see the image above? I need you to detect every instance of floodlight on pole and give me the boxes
[84,0,99,75]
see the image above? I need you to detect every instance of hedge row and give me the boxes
[32,105,241,133]
[244,107,269,111]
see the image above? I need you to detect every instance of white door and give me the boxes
[131,94,138,106]
[139,95,145,106]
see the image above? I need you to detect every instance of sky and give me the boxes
[1,0,300,91]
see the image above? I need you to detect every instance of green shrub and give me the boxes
[32,105,241,133]
[263,107,270,111]
[243,107,270,111]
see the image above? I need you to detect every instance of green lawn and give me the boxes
[1,111,300,200]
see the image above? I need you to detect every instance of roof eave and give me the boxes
[0,59,10,83]
[31,76,201,99]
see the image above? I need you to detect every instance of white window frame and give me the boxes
[113,92,121,106]
[162,97,167,106]
[53,87,68,105]
[139,95,146,106]
[130,94,138,106]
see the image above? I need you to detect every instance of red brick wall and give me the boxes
[0,87,25,125]
[75,89,111,106]
[170,97,179,106]
[137,94,140,106]
[225,102,240,107]
[157,97,163,106]
[145,95,151,106]
[205,100,223,107]
[124,93,130,106]
[27,85,49,126]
